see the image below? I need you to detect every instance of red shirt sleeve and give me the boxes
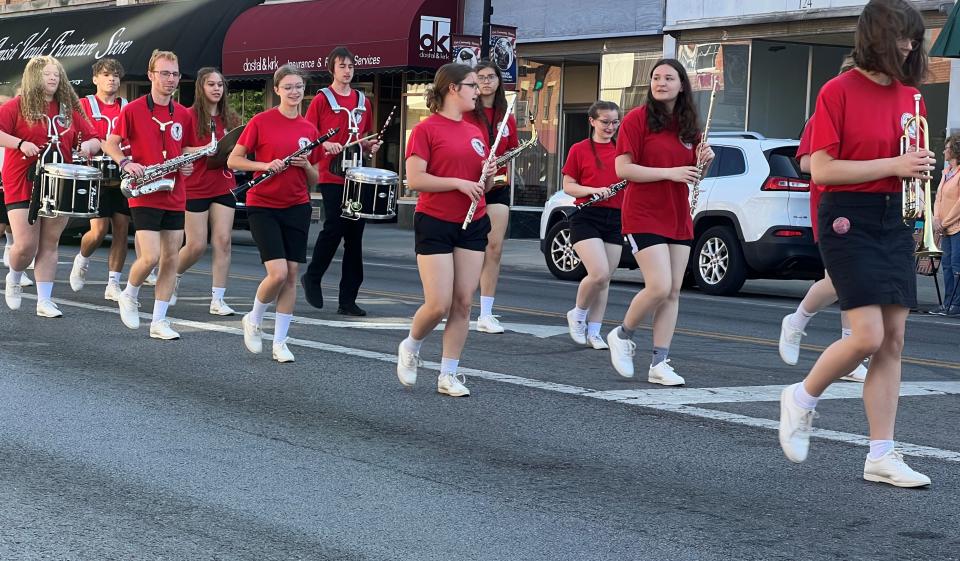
[796,119,813,159]
[115,104,132,142]
[74,110,98,139]
[0,98,19,135]
[183,110,199,147]
[616,107,645,161]
[810,83,842,159]
[505,114,519,151]
[308,125,324,165]
[237,115,260,152]
[405,123,431,163]
[304,94,325,129]
[561,142,582,182]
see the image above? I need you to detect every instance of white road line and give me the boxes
[33,294,960,464]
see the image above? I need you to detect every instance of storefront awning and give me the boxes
[221,0,458,78]
[930,1,960,58]
[0,0,262,87]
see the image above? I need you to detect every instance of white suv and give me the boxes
[539,132,822,295]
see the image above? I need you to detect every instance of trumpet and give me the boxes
[900,93,941,258]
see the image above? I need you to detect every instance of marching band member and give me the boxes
[102,50,196,340]
[462,61,519,334]
[396,63,495,397]
[778,0,932,487]
[561,100,623,349]
[606,58,713,385]
[227,64,328,363]
[174,67,241,315]
[0,85,16,272]
[0,56,99,317]
[69,58,130,301]
[301,46,381,317]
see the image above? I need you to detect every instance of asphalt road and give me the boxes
[1,225,958,560]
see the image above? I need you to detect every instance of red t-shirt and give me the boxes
[184,112,234,200]
[561,138,623,209]
[616,105,697,239]
[0,97,98,204]
[115,96,196,211]
[406,112,489,223]
[304,88,373,186]
[462,106,519,177]
[811,69,924,194]
[79,95,124,140]
[236,107,323,209]
[796,118,825,241]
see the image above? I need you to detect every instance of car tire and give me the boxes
[693,225,747,296]
[544,219,586,281]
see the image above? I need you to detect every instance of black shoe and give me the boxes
[946,306,960,317]
[301,274,323,309]
[929,305,946,315]
[337,303,367,317]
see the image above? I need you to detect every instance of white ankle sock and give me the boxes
[4,232,13,245]
[868,440,894,460]
[789,304,815,330]
[7,270,23,284]
[249,297,269,325]
[75,254,90,267]
[123,283,140,299]
[152,300,169,323]
[572,306,588,323]
[479,296,494,317]
[402,334,423,354]
[37,281,53,300]
[212,287,226,301]
[108,271,121,285]
[274,312,293,343]
[587,322,602,337]
[440,357,459,375]
[793,382,819,410]
[841,328,852,340]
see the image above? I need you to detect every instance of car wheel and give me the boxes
[693,225,747,295]
[544,220,586,281]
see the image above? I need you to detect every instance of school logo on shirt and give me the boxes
[680,136,694,150]
[471,138,486,157]
[298,137,310,149]
[171,122,183,142]
[901,113,917,139]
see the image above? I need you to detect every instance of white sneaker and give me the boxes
[241,313,262,354]
[779,383,817,463]
[104,282,121,302]
[863,450,931,488]
[648,360,685,386]
[397,342,421,387]
[149,319,180,340]
[69,255,87,292]
[272,338,295,363]
[4,273,22,310]
[209,298,236,316]
[19,273,33,287]
[840,362,868,383]
[144,269,158,286]
[437,372,470,397]
[169,276,181,306]
[27,259,34,270]
[587,333,609,350]
[778,314,805,366]
[566,309,587,345]
[476,314,505,334]
[606,327,636,378]
[36,299,63,318]
[118,292,140,329]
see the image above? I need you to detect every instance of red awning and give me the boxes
[222,0,458,77]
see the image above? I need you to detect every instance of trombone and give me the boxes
[900,93,941,258]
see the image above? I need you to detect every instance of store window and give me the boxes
[401,78,434,199]
[678,41,750,132]
[514,59,562,206]
[599,51,661,111]
[228,86,266,124]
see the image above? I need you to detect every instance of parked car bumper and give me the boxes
[742,226,823,280]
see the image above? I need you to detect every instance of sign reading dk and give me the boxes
[419,16,451,60]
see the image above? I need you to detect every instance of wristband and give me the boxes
[119,157,132,170]
[16,139,24,151]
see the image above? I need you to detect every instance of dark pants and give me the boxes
[304,183,365,306]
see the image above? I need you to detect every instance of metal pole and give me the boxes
[480,0,492,59]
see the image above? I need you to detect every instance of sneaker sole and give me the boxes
[273,356,295,363]
[210,310,236,316]
[477,327,504,334]
[150,332,180,340]
[437,388,470,397]
[863,473,931,488]
[37,312,63,318]
[647,377,684,386]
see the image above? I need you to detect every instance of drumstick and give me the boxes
[341,133,379,149]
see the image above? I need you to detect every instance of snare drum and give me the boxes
[341,167,398,220]
[39,162,102,218]
[89,155,121,186]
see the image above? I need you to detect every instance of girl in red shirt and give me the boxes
[561,100,623,350]
[606,59,713,386]
[0,56,100,317]
[462,61,519,334]
[778,0,933,487]
[176,67,242,316]
[228,64,328,364]
[397,63,496,398]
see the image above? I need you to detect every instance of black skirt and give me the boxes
[817,191,916,310]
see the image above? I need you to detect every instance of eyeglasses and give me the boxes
[153,70,181,79]
[458,82,480,90]
[900,38,921,51]
[595,119,620,128]
[477,75,499,83]
[280,84,306,92]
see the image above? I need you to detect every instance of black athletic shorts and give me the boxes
[570,206,623,246]
[625,232,693,253]
[130,207,185,231]
[414,212,491,255]
[186,193,237,213]
[96,186,131,218]
[485,185,510,207]
[0,189,7,225]
[247,203,312,263]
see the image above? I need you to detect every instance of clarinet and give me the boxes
[562,180,627,219]
[231,127,339,199]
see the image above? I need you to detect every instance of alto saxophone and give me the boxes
[492,123,538,185]
[121,134,217,198]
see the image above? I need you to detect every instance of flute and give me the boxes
[462,95,517,230]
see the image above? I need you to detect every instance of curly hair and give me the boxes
[644,58,700,146]
[945,134,960,162]
[18,56,84,127]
